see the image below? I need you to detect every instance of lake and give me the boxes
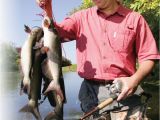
[0,72,159,120]
[0,72,83,120]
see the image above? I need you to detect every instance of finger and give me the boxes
[113,78,121,83]
[126,89,134,97]
[36,0,46,8]
[117,88,128,101]
[36,0,40,4]
[36,0,43,6]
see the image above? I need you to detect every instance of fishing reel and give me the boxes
[110,81,122,95]
[80,81,123,120]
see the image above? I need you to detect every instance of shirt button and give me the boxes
[103,42,106,45]
[103,56,106,59]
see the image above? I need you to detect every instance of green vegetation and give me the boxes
[0,42,76,73]
[142,84,159,119]
[2,0,159,79]
[69,0,94,15]
[69,2,159,118]
[123,0,160,83]
[62,64,77,72]
[124,0,159,47]
[0,42,19,72]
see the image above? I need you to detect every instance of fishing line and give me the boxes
[36,0,72,70]
[61,43,72,71]
[50,0,71,71]
[38,94,47,105]
[50,0,56,22]
[32,26,42,29]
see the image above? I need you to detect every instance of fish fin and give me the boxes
[46,91,57,107]
[24,25,31,33]
[44,85,64,102]
[20,80,29,95]
[33,42,43,50]
[19,89,24,95]
[22,84,30,95]
[19,104,31,112]
[44,110,63,120]
[41,46,49,54]
[42,76,57,107]
[19,104,42,120]
[62,56,72,67]
[57,90,64,102]
[43,87,51,95]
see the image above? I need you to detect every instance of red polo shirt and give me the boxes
[55,5,159,80]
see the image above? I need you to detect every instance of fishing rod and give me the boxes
[80,81,122,120]
[80,94,117,120]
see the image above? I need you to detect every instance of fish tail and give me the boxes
[44,110,63,120]
[19,104,42,120]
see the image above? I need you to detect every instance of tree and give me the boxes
[124,0,159,48]
[0,42,19,72]
[69,0,94,15]
[124,0,160,82]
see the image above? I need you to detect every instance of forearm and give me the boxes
[36,0,77,41]
[115,60,155,101]
[44,3,52,18]
[131,60,155,86]
[44,4,52,18]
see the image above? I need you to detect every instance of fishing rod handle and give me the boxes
[98,94,117,109]
[80,107,98,120]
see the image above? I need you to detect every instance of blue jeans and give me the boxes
[78,79,147,120]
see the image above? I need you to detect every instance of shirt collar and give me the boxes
[95,5,129,18]
[116,5,129,16]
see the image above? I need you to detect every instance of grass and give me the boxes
[62,64,77,72]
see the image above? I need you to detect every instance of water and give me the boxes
[0,72,83,120]
[0,72,159,120]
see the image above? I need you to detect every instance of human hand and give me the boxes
[113,77,138,101]
[36,0,53,18]
[36,0,52,10]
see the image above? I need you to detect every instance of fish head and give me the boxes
[42,16,52,30]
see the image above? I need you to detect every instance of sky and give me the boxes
[0,0,82,63]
